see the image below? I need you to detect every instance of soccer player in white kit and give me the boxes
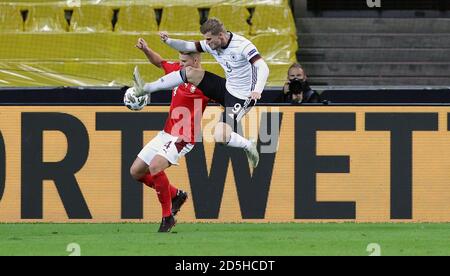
[133,18,270,168]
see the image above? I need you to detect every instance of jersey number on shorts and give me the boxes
[164,141,172,150]
[232,103,242,114]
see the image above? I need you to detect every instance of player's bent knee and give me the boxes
[130,166,143,181]
[148,164,163,176]
[213,130,226,144]
[214,123,231,144]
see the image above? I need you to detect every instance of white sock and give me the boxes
[144,71,184,93]
[227,132,252,150]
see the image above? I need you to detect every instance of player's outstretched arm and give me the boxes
[159,31,199,52]
[136,38,164,68]
[250,58,270,100]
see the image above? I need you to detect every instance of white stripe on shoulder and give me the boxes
[242,43,253,52]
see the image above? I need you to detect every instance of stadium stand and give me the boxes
[208,4,251,35]
[250,34,297,63]
[72,0,289,7]
[158,6,201,34]
[115,5,158,32]
[0,33,166,60]
[250,5,296,35]
[0,4,23,32]
[293,0,450,86]
[24,5,68,32]
[70,5,114,32]
[0,0,297,87]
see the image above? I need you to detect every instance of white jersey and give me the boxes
[199,33,260,100]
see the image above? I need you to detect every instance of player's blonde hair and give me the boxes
[200,18,227,35]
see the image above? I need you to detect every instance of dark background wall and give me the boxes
[1,87,450,104]
[291,0,450,86]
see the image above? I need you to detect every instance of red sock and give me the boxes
[169,185,178,199]
[139,172,155,189]
[140,172,177,198]
[153,171,172,217]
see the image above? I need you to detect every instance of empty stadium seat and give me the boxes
[70,5,114,32]
[250,34,297,63]
[208,4,250,35]
[0,4,23,32]
[115,5,158,32]
[250,5,295,35]
[159,6,200,34]
[24,5,68,32]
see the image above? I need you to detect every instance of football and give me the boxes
[123,87,148,111]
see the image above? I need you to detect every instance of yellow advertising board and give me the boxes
[0,106,450,222]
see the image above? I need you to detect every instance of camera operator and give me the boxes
[282,63,321,104]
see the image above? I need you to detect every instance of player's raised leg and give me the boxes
[214,92,260,168]
[214,122,259,168]
[133,66,205,97]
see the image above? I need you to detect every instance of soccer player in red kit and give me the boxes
[129,38,209,232]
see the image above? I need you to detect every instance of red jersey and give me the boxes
[161,61,209,143]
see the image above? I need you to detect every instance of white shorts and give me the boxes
[138,131,194,166]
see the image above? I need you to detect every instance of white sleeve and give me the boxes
[242,42,260,62]
[252,59,270,94]
[165,38,197,52]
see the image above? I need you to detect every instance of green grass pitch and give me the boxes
[0,223,449,256]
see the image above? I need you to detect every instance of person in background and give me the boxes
[282,63,321,104]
